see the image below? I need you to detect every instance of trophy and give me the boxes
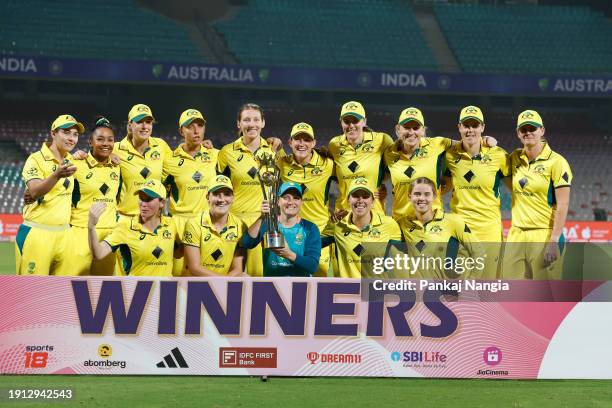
[257,153,285,249]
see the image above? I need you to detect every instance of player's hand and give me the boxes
[88,202,107,226]
[330,209,348,223]
[261,200,271,215]
[267,137,283,152]
[23,188,35,205]
[202,139,214,149]
[483,135,498,147]
[543,240,560,267]
[72,149,87,160]
[228,270,250,278]
[110,153,121,165]
[54,162,77,178]
[270,243,295,261]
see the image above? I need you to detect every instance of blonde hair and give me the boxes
[409,177,437,195]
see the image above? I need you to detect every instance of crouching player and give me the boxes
[397,177,485,280]
[182,175,248,276]
[242,182,321,277]
[88,179,179,276]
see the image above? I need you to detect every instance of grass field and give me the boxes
[1,241,14,275]
[2,242,612,407]
[2,376,612,407]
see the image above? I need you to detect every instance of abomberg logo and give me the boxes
[307,352,362,364]
[84,344,127,369]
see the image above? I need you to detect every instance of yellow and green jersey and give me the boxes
[509,142,572,230]
[217,136,278,225]
[322,211,401,278]
[22,143,74,226]
[104,216,176,276]
[278,150,335,230]
[328,130,394,213]
[163,143,219,216]
[444,143,510,239]
[398,210,484,279]
[384,136,452,220]
[183,211,246,275]
[71,153,120,228]
[113,136,172,216]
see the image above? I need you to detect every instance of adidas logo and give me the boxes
[156,347,189,368]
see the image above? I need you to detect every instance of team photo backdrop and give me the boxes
[2,276,612,379]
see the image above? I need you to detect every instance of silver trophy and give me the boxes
[257,153,285,249]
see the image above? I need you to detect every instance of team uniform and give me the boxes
[397,210,485,279]
[163,143,219,275]
[504,142,572,280]
[70,153,120,275]
[103,215,177,276]
[183,211,246,275]
[278,149,334,276]
[217,136,278,276]
[16,143,75,275]
[444,143,510,278]
[322,211,401,278]
[328,130,394,213]
[113,135,172,217]
[384,137,452,220]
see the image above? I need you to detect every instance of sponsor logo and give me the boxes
[219,347,277,368]
[483,346,502,366]
[178,158,185,166]
[150,151,161,161]
[86,172,93,179]
[306,352,362,364]
[311,167,322,175]
[110,172,119,181]
[27,261,36,274]
[84,344,127,369]
[533,164,545,175]
[24,345,53,368]
[157,347,189,368]
[390,351,448,367]
[162,230,172,239]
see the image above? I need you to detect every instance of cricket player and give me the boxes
[16,114,84,275]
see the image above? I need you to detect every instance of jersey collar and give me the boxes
[406,209,445,230]
[339,130,375,149]
[454,139,489,160]
[85,152,113,168]
[289,149,322,167]
[118,135,160,157]
[200,211,238,234]
[344,210,385,232]
[520,142,553,163]
[174,143,209,160]
[130,216,170,235]
[40,142,73,163]
[233,136,271,153]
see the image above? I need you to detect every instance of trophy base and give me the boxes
[263,232,285,249]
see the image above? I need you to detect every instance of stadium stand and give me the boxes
[434,3,612,74]
[214,0,438,70]
[0,0,205,62]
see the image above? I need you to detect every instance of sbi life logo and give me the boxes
[391,351,448,364]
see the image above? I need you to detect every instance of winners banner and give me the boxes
[1,276,612,379]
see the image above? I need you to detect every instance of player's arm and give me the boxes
[26,161,76,200]
[545,186,570,267]
[244,201,269,243]
[184,245,226,277]
[227,247,248,277]
[88,202,113,260]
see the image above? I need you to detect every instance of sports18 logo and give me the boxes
[24,345,53,368]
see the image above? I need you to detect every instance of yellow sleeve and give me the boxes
[183,218,201,247]
[434,137,453,150]
[388,218,402,241]
[501,151,511,178]
[22,154,43,184]
[551,155,573,188]
[103,223,126,250]
[381,133,394,151]
[217,147,229,175]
